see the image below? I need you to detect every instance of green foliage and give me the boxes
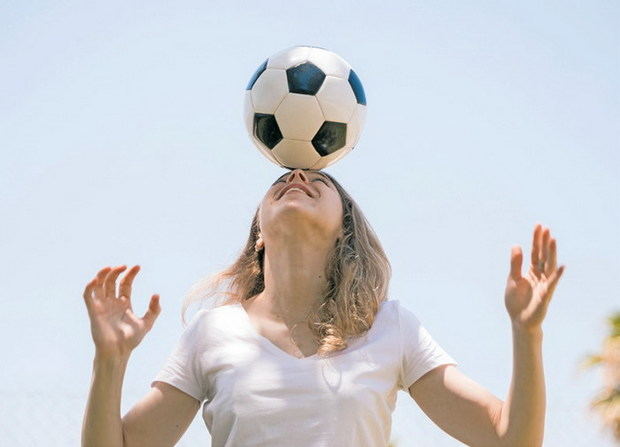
[581,310,620,441]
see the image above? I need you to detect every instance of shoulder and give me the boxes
[185,302,239,322]
[364,299,403,336]
[389,299,422,323]
[378,299,418,324]
[377,299,400,319]
[379,299,425,339]
[182,303,244,337]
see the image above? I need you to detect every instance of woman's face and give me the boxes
[258,169,344,244]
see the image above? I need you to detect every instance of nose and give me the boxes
[286,168,309,184]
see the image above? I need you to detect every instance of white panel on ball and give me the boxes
[251,69,288,114]
[345,104,367,149]
[267,46,311,70]
[315,76,358,123]
[251,134,281,166]
[245,91,280,166]
[307,47,351,79]
[275,94,325,140]
[310,146,353,170]
[271,139,321,169]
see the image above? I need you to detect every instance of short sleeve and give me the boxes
[151,309,207,403]
[397,302,458,391]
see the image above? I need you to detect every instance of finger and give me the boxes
[83,277,98,310]
[104,265,127,300]
[141,294,161,330]
[510,245,523,280]
[541,227,550,268]
[119,265,140,304]
[94,267,112,300]
[531,224,543,274]
[547,238,558,275]
[543,265,565,304]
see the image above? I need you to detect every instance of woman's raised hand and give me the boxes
[83,265,161,359]
[504,224,566,333]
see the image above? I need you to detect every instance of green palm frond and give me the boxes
[578,353,604,370]
[590,387,620,407]
[607,312,620,338]
[583,309,620,442]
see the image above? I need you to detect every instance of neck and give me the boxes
[254,237,333,326]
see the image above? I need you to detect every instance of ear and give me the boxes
[255,233,264,251]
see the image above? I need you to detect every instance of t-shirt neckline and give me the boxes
[234,302,320,362]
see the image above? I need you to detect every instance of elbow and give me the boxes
[491,401,543,447]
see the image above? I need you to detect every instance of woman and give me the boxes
[81,168,565,447]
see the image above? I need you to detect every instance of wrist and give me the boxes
[94,351,131,368]
[511,322,543,339]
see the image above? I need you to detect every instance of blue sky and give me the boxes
[1,1,618,445]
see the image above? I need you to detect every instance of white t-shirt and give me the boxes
[151,299,457,447]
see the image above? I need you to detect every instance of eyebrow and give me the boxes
[272,170,332,186]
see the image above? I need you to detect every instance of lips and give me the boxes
[278,182,313,199]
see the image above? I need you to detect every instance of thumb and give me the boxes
[509,245,523,280]
[142,294,161,330]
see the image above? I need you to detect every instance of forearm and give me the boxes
[81,353,130,447]
[496,325,545,447]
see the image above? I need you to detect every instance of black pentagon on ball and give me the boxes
[312,121,347,156]
[254,113,282,149]
[348,69,366,105]
[246,59,268,90]
[286,62,326,95]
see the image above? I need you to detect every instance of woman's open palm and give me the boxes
[83,265,161,358]
[505,224,566,331]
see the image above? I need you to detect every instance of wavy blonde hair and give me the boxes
[181,170,392,357]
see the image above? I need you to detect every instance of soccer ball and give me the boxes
[243,45,367,170]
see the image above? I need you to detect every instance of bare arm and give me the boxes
[497,223,565,446]
[409,223,564,447]
[495,325,545,447]
[408,364,504,447]
[82,354,130,447]
[408,328,545,447]
[121,382,201,447]
[82,355,202,447]
[81,265,161,447]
